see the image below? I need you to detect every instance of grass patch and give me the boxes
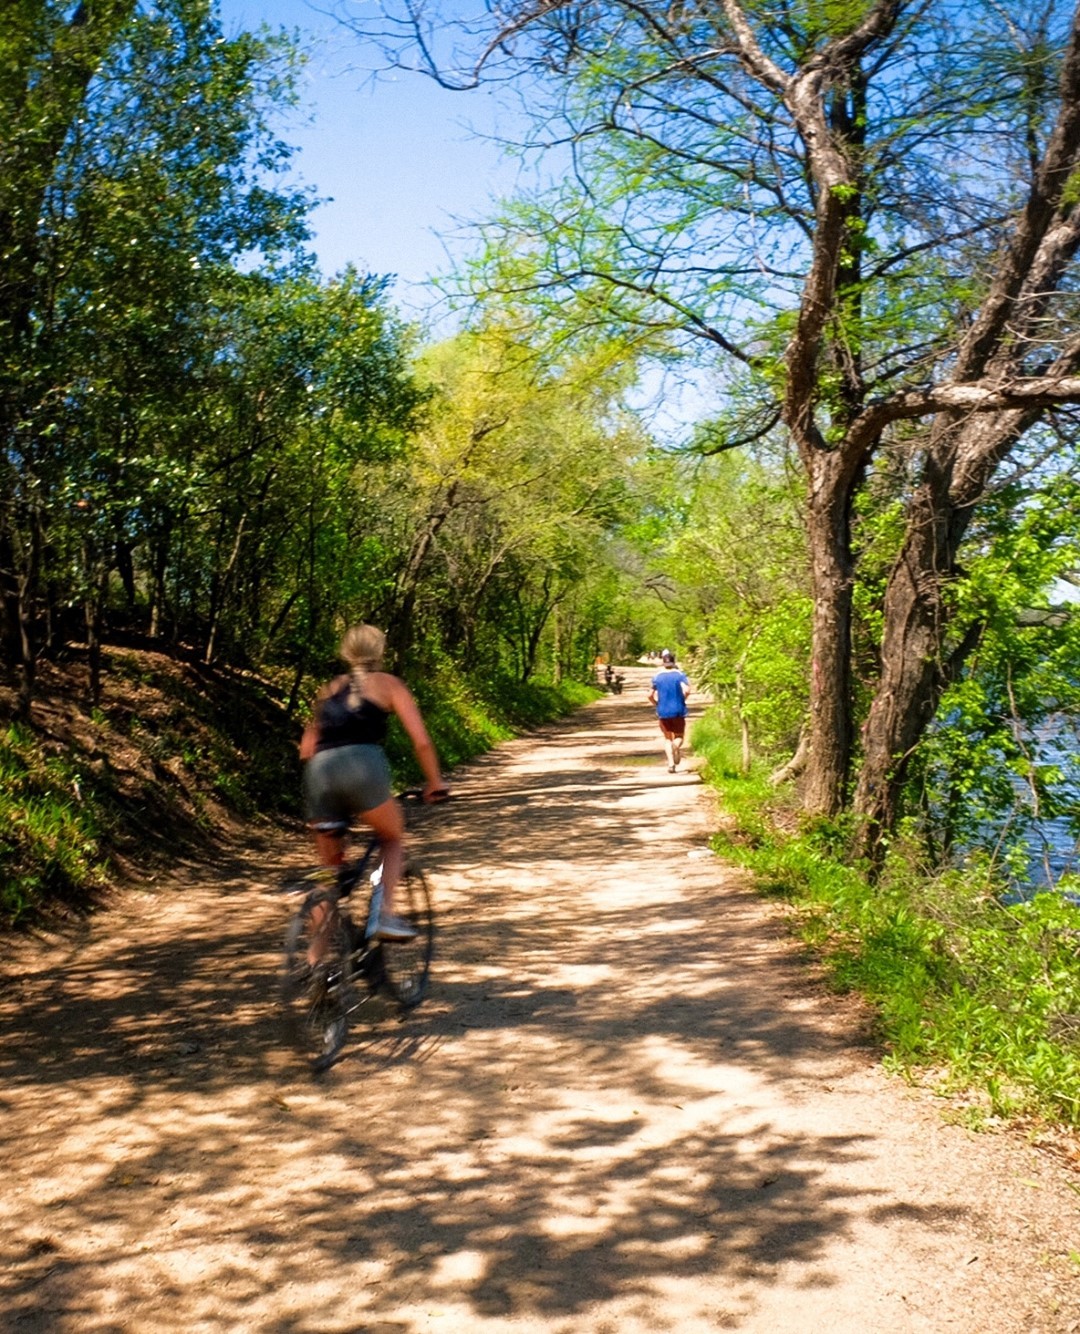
[0,724,108,925]
[692,711,1080,1128]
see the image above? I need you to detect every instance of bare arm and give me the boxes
[298,674,349,761]
[299,723,319,762]
[387,676,446,798]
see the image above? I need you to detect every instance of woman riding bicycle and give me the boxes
[299,623,447,941]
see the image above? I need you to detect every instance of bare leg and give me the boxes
[360,796,406,915]
[314,829,345,869]
[660,722,677,770]
[308,829,345,965]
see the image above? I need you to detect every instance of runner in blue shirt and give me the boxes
[649,649,691,772]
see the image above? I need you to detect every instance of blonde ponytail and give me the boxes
[339,624,386,709]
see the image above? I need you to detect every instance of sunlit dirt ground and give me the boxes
[2,667,1078,1331]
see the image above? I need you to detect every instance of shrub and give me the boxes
[0,726,107,925]
[693,709,1080,1127]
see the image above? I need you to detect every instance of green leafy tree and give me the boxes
[363,0,1080,855]
[186,269,424,698]
[363,323,644,683]
[672,449,810,772]
[907,474,1080,878]
[0,0,312,710]
[1,0,139,709]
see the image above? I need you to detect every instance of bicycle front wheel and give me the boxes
[381,861,434,1009]
[282,891,352,1072]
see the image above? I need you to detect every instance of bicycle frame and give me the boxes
[281,792,438,1070]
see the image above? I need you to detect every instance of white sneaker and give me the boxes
[376,912,419,942]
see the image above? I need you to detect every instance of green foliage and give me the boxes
[434,0,1080,851]
[694,709,1080,1126]
[0,725,107,925]
[651,444,811,764]
[386,657,600,781]
[691,709,751,783]
[343,321,650,687]
[0,0,644,914]
[1,0,331,687]
[9,0,1077,985]
[906,476,1080,875]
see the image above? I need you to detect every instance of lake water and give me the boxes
[996,717,1079,900]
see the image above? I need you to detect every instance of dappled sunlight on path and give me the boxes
[1,667,1077,1331]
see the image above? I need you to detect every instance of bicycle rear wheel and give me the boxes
[381,861,434,1009]
[282,891,352,1072]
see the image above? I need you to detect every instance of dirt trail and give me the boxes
[2,666,1078,1332]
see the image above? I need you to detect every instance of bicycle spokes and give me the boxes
[282,857,435,1071]
[282,892,352,1072]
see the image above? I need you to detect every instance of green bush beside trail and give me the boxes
[692,712,1080,1128]
[0,725,108,925]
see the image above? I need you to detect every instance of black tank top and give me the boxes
[314,681,389,751]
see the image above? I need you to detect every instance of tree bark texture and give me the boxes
[852,8,1080,852]
[800,448,860,814]
[851,407,1036,853]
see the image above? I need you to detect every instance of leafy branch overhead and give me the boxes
[354,0,1080,851]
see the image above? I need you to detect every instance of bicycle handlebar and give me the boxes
[398,786,452,805]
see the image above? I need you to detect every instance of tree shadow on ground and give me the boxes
[0,685,976,1331]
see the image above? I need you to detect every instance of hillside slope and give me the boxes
[1,645,302,924]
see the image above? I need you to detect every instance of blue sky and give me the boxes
[216,0,717,433]
[218,0,530,320]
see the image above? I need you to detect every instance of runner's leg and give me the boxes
[659,718,676,769]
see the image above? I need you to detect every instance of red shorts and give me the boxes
[658,715,686,739]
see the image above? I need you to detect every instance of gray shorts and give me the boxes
[304,744,393,826]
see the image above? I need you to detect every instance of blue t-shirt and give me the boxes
[652,668,689,718]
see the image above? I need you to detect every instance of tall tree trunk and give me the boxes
[852,463,955,850]
[0,524,23,680]
[852,406,1036,856]
[148,531,170,639]
[85,557,110,709]
[733,632,759,776]
[800,448,858,815]
[7,504,44,722]
[14,565,37,722]
[204,513,247,666]
[385,479,461,665]
[522,605,551,683]
[849,11,1080,853]
[779,48,875,816]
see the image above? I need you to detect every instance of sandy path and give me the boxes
[2,665,1079,1332]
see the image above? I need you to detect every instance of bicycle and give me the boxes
[280,789,440,1072]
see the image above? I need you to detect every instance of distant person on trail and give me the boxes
[649,649,691,773]
[299,623,448,942]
